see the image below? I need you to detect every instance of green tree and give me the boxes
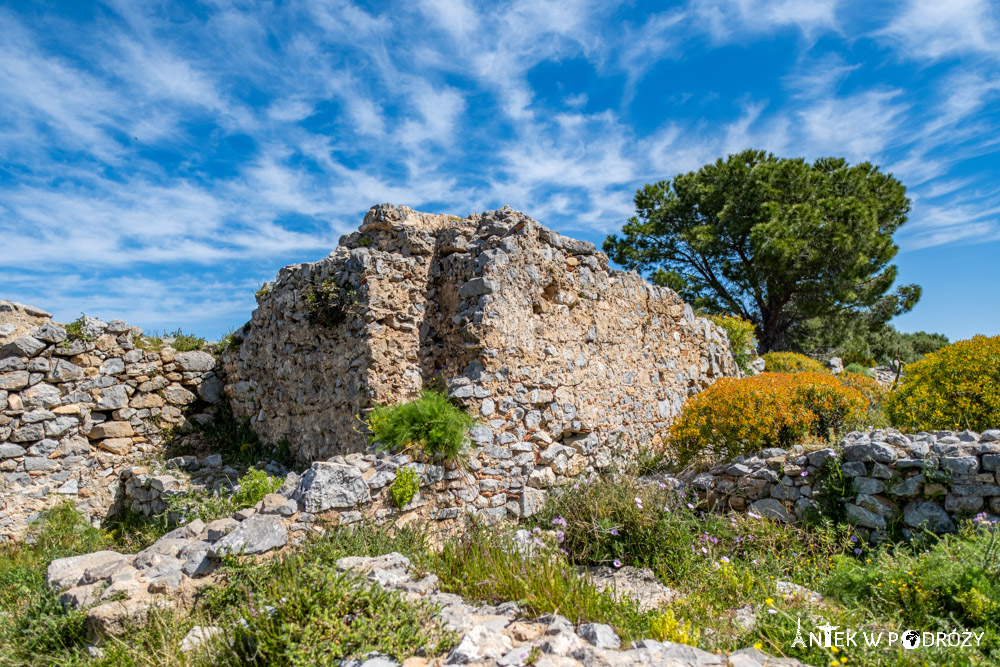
[603,150,920,352]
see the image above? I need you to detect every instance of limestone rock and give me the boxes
[209,516,288,557]
[174,351,215,372]
[294,461,371,512]
[47,551,130,591]
[588,566,681,612]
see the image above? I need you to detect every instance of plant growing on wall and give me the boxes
[305,279,359,328]
[390,467,420,508]
[366,390,473,464]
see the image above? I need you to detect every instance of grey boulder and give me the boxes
[294,461,371,513]
[209,516,288,558]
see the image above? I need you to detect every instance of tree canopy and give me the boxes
[603,149,920,352]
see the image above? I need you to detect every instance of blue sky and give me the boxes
[1,0,999,342]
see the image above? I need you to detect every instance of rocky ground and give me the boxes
[52,545,812,667]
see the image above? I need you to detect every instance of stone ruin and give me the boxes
[221,204,737,462]
[0,301,223,540]
[217,204,738,517]
[0,204,738,537]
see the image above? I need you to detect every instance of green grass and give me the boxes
[165,329,206,352]
[63,313,96,343]
[534,476,1000,666]
[5,481,1000,667]
[366,390,474,464]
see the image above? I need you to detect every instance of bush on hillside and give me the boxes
[709,314,757,374]
[762,351,830,374]
[668,372,866,464]
[837,371,889,428]
[886,335,1000,432]
[366,390,473,464]
[843,362,872,376]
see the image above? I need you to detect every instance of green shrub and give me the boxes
[389,467,420,508]
[668,372,866,464]
[165,328,206,352]
[825,521,1000,629]
[366,390,473,464]
[228,561,454,664]
[232,468,284,508]
[216,328,242,352]
[305,279,358,327]
[709,314,757,373]
[843,362,873,376]
[761,351,830,374]
[886,334,1000,432]
[63,313,95,342]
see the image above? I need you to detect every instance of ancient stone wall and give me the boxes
[0,302,221,539]
[681,428,1000,539]
[220,204,738,521]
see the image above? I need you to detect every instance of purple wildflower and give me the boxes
[610,528,619,536]
[613,559,622,568]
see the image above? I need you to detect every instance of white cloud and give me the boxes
[879,0,1000,61]
[796,89,909,161]
[691,0,840,42]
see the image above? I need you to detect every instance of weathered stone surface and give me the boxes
[904,501,956,533]
[748,498,791,522]
[96,385,130,410]
[88,421,134,439]
[589,566,681,612]
[209,516,288,557]
[578,623,621,649]
[218,204,738,478]
[179,626,223,653]
[843,441,897,464]
[845,503,886,529]
[1,335,46,358]
[48,359,85,382]
[0,371,29,390]
[294,462,371,512]
[47,551,129,590]
[174,351,215,372]
[163,385,197,405]
[446,625,513,664]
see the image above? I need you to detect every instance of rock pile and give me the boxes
[678,428,1000,540]
[220,204,738,522]
[0,301,221,539]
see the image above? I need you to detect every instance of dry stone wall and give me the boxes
[0,301,222,540]
[677,428,1000,541]
[220,204,738,521]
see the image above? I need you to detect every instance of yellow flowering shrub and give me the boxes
[668,372,866,464]
[885,335,1000,432]
[762,351,830,374]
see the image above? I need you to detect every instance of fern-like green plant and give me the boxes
[367,390,473,464]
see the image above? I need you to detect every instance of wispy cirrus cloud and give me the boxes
[0,0,997,338]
